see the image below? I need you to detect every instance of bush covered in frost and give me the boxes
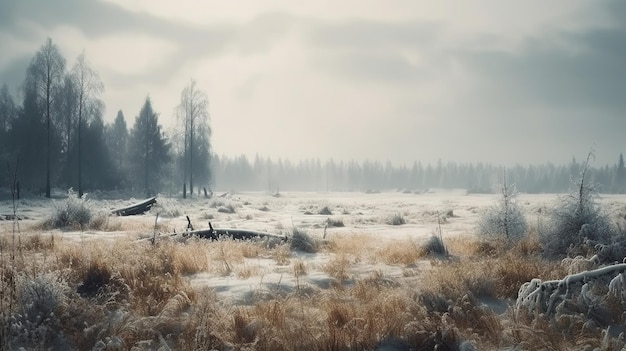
[10,272,70,349]
[476,180,527,244]
[539,158,615,258]
[387,213,406,225]
[50,190,91,228]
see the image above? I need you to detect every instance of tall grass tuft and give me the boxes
[290,227,319,253]
[421,235,448,257]
[387,213,406,225]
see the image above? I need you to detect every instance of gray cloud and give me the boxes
[1,0,624,165]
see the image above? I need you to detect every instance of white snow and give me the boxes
[2,190,626,304]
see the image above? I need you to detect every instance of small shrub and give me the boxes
[476,180,527,245]
[11,272,70,349]
[77,260,112,297]
[153,197,182,217]
[326,217,345,227]
[540,154,615,258]
[387,213,406,225]
[318,206,332,215]
[290,228,319,253]
[44,189,93,230]
[421,235,448,257]
[217,204,236,214]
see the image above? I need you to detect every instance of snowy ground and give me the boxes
[2,190,626,305]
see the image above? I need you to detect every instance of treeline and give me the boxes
[0,38,212,198]
[2,38,624,198]
[212,154,626,194]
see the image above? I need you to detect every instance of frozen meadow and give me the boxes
[2,189,626,350]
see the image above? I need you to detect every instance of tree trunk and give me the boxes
[189,112,194,199]
[45,77,51,198]
[144,121,150,198]
[77,100,83,198]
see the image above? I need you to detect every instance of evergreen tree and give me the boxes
[0,84,17,183]
[105,110,129,186]
[81,112,117,189]
[128,97,171,197]
[8,87,48,190]
[616,153,625,193]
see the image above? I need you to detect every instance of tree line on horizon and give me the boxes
[0,38,211,198]
[212,153,626,194]
[1,38,625,198]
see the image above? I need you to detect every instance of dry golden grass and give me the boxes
[376,237,423,265]
[0,226,616,350]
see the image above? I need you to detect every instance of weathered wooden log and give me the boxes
[186,222,286,241]
[112,196,157,216]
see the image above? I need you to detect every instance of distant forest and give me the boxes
[1,38,625,197]
[213,154,626,194]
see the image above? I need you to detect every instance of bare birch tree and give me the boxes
[177,79,210,197]
[70,52,104,197]
[27,38,65,197]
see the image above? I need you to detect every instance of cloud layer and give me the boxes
[0,0,624,166]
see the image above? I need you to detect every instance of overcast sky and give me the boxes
[1,0,625,166]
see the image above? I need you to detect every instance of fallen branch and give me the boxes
[516,263,626,316]
[185,222,287,241]
[112,196,157,216]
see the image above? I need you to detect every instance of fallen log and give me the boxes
[185,222,287,241]
[112,196,157,216]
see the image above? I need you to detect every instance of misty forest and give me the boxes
[1,40,626,198]
[3,38,626,351]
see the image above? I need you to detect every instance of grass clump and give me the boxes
[377,239,421,265]
[326,217,345,227]
[387,213,406,225]
[318,205,333,215]
[421,235,448,257]
[43,189,106,230]
[289,227,319,253]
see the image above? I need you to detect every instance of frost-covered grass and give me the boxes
[2,191,626,350]
[0,231,581,350]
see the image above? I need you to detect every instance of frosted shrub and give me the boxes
[476,181,527,245]
[10,272,70,349]
[387,213,406,225]
[539,159,614,258]
[45,189,93,230]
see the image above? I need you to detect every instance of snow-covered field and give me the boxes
[3,190,626,349]
[3,190,626,305]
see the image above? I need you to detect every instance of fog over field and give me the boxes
[2,1,626,350]
[1,0,626,167]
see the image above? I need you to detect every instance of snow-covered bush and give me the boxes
[516,263,626,333]
[10,272,70,349]
[539,157,614,258]
[387,213,406,225]
[45,189,93,230]
[476,180,527,244]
